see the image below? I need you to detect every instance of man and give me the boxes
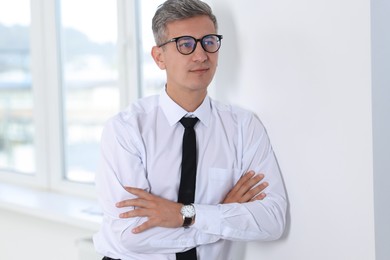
[93,0,287,259]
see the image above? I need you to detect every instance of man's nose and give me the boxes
[192,41,208,62]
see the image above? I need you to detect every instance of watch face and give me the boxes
[181,205,195,218]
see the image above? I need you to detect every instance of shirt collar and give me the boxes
[159,89,211,127]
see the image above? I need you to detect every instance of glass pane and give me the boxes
[139,1,166,97]
[0,0,35,174]
[59,0,119,183]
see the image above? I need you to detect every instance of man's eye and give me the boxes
[203,35,219,46]
[179,41,194,48]
[203,40,216,46]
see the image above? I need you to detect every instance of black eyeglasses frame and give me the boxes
[158,34,223,55]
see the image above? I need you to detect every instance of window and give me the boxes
[0,0,137,195]
[0,0,35,175]
[58,0,119,183]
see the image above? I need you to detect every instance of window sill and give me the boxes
[0,182,102,232]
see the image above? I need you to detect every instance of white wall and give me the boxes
[213,0,376,259]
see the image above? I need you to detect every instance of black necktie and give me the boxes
[176,117,199,260]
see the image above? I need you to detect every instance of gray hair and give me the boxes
[152,0,218,45]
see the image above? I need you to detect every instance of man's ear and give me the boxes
[151,46,166,70]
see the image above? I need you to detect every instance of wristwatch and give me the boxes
[180,204,196,228]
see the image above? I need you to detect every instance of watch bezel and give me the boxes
[180,204,196,227]
[181,204,196,217]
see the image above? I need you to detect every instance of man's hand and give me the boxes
[222,171,268,204]
[116,187,183,234]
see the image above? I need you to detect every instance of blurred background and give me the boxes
[0,0,165,183]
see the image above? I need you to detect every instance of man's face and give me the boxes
[154,15,219,94]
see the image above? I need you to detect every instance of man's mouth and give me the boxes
[190,68,209,73]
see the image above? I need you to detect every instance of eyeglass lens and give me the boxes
[176,35,221,55]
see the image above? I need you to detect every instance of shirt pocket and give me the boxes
[206,168,241,204]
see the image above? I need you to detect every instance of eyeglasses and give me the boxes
[158,34,223,55]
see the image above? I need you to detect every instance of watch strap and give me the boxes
[182,216,193,227]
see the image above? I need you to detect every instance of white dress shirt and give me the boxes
[93,90,287,260]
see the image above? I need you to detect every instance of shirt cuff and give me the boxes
[193,204,222,236]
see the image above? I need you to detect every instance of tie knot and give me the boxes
[180,117,199,129]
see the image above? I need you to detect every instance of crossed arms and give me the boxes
[116,171,269,234]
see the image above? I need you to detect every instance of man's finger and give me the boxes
[250,192,267,202]
[132,220,154,234]
[241,174,264,192]
[119,208,148,218]
[117,197,157,208]
[124,186,151,198]
[234,173,265,198]
[228,171,255,196]
[239,182,268,202]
